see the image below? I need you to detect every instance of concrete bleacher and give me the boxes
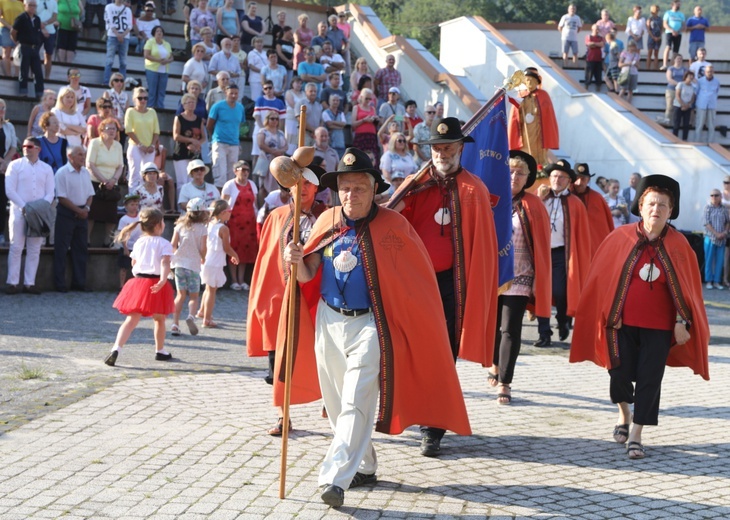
[0,0,334,292]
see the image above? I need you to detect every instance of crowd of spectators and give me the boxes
[0,0,445,294]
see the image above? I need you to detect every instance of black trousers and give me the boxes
[492,295,529,385]
[585,61,603,88]
[609,325,673,426]
[672,106,691,141]
[19,44,44,98]
[421,269,457,441]
[538,247,568,337]
[54,205,89,290]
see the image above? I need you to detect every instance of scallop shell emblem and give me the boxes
[343,153,356,166]
[437,123,448,135]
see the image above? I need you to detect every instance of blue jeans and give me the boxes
[703,236,725,284]
[145,70,168,109]
[104,37,129,85]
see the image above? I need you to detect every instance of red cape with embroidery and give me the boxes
[274,206,472,435]
[517,192,552,318]
[400,167,499,367]
[573,187,614,258]
[570,224,710,380]
[508,89,560,151]
[246,203,325,406]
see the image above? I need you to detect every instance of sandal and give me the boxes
[497,385,511,405]
[487,371,499,388]
[627,441,646,459]
[267,417,293,436]
[170,324,181,336]
[202,320,219,328]
[613,424,629,444]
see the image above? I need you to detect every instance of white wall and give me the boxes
[439,17,730,231]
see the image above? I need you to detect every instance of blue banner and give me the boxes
[460,97,514,289]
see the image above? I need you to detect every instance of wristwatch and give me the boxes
[676,315,689,330]
[84,205,90,211]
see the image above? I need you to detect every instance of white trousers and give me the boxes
[694,109,716,143]
[7,206,44,286]
[211,142,239,189]
[126,144,156,192]
[315,302,380,490]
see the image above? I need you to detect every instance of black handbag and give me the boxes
[94,183,122,202]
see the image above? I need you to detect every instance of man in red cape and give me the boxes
[508,68,559,168]
[392,117,498,458]
[571,162,614,257]
[281,147,470,508]
[246,165,327,434]
[535,159,592,347]
[571,174,709,459]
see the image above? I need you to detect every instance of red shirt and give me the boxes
[585,35,603,62]
[622,246,676,331]
[401,185,454,272]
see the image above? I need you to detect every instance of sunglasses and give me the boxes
[724,181,730,184]
[137,96,148,100]
[268,117,279,121]
[23,144,38,149]
[396,139,406,143]
[112,78,123,83]
[711,194,721,197]
[102,105,112,109]
[263,86,272,90]
[425,110,435,114]
[69,73,80,78]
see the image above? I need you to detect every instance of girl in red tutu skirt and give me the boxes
[105,208,176,367]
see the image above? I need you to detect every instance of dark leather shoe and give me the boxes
[104,351,118,367]
[534,336,552,347]
[349,472,377,488]
[5,285,19,295]
[321,484,344,508]
[155,352,173,361]
[23,285,41,295]
[559,327,570,341]
[420,436,441,457]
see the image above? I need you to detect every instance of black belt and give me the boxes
[136,273,159,279]
[324,300,370,317]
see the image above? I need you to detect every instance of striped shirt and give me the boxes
[704,204,729,246]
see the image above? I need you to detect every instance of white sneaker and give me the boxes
[706,283,714,289]
[230,283,242,291]
[715,284,725,291]
[241,283,250,291]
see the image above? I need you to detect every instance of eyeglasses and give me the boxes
[396,139,406,143]
[550,173,570,181]
[425,110,435,114]
[510,169,528,177]
[112,78,123,83]
[263,86,272,90]
[102,105,112,109]
[724,181,730,184]
[137,96,148,100]
[363,97,372,101]
[711,194,721,197]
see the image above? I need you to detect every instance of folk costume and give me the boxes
[397,117,498,455]
[246,165,327,405]
[275,149,470,503]
[572,163,614,257]
[508,69,559,167]
[571,175,709,431]
[492,151,551,398]
[536,159,592,346]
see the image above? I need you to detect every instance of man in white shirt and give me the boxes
[4,137,55,294]
[558,4,583,66]
[103,0,132,86]
[54,145,95,293]
[208,37,241,87]
[622,172,642,223]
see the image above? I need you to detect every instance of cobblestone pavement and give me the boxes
[1,288,729,518]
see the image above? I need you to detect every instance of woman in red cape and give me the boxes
[571,175,709,460]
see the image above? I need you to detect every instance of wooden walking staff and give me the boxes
[268,105,315,499]
[385,69,526,210]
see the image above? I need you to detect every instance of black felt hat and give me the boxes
[524,67,542,85]
[630,174,680,220]
[422,117,475,145]
[574,163,594,178]
[543,159,577,182]
[509,150,538,189]
[319,147,390,194]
